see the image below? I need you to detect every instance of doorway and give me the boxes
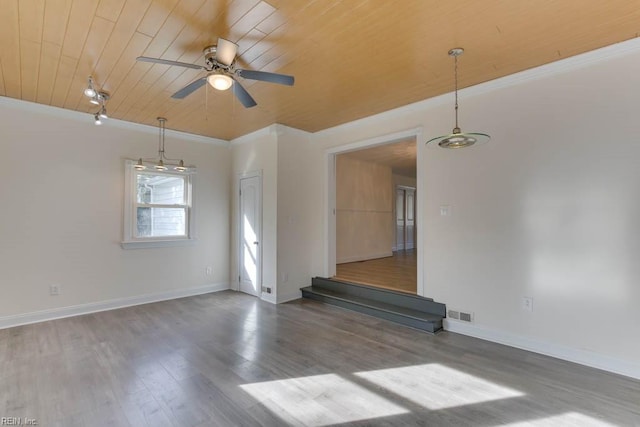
[329,134,419,294]
[239,174,262,297]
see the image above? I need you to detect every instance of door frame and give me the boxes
[237,170,263,297]
[324,127,426,296]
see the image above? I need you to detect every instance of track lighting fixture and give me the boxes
[83,76,110,125]
[426,48,490,149]
[98,99,108,119]
[133,118,190,173]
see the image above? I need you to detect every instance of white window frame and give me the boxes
[121,160,196,249]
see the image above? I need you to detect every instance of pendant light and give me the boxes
[426,48,490,149]
[134,117,190,172]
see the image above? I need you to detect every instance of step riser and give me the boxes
[311,277,445,317]
[301,289,441,333]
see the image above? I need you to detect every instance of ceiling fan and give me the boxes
[136,38,294,108]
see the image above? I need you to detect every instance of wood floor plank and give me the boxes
[335,249,417,293]
[0,291,638,426]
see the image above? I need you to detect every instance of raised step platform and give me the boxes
[301,277,446,333]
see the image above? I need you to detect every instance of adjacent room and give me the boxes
[1,1,640,425]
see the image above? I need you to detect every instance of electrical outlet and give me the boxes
[440,205,451,216]
[205,266,213,276]
[261,286,272,294]
[281,272,289,283]
[522,296,533,312]
[49,284,60,296]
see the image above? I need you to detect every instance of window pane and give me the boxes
[136,207,186,237]
[137,173,185,204]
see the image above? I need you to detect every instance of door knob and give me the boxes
[253,241,259,245]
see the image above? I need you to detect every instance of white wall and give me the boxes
[230,126,279,302]
[292,40,640,378]
[276,126,315,302]
[0,98,231,322]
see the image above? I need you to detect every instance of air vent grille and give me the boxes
[459,312,472,322]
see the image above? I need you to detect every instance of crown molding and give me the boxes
[0,96,229,147]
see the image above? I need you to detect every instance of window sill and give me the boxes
[121,239,197,249]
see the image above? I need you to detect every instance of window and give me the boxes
[122,161,195,248]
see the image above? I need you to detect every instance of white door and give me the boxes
[239,175,261,297]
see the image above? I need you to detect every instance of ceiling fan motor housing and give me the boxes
[203,45,231,71]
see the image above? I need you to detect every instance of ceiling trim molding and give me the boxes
[325,127,423,155]
[0,96,229,147]
[315,36,640,139]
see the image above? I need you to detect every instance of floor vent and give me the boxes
[459,311,473,322]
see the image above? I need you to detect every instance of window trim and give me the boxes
[122,160,196,249]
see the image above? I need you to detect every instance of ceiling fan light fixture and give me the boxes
[426,48,490,149]
[207,73,233,91]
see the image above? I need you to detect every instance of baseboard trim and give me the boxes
[444,319,640,380]
[261,292,277,304]
[278,290,302,304]
[0,282,230,330]
[337,251,393,264]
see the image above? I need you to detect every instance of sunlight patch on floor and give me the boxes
[355,363,524,410]
[240,373,408,426]
[503,411,618,426]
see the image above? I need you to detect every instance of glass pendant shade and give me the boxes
[155,159,168,171]
[134,158,146,170]
[426,48,490,149]
[426,128,490,149]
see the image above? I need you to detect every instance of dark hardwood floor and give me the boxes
[335,250,417,293]
[1,291,638,426]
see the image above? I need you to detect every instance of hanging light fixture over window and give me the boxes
[134,117,190,172]
[426,48,490,149]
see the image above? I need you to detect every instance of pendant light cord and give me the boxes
[158,118,165,159]
[454,53,459,130]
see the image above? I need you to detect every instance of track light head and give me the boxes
[84,76,96,98]
[94,113,102,125]
[98,105,108,119]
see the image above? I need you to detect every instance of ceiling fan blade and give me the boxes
[136,56,204,70]
[237,69,295,86]
[231,79,257,108]
[216,38,238,66]
[172,77,207,99]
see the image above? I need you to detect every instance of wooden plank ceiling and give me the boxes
[1,0,640,140]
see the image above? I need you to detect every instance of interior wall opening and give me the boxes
[332,137,417,294]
